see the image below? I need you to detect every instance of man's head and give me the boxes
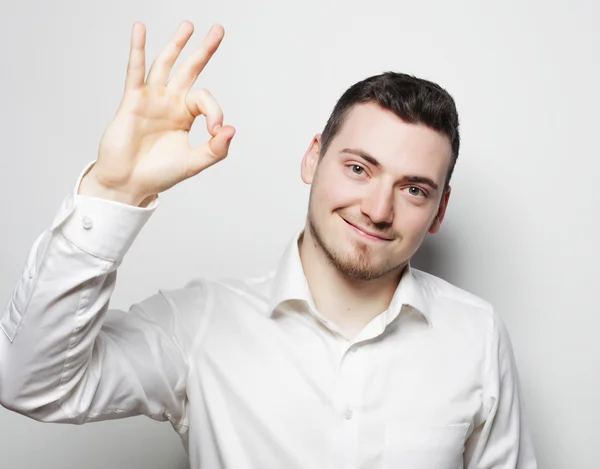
[301,72,459,281]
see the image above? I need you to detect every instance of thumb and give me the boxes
[186,125,236,176]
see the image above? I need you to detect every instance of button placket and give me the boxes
[338,344,360,420]
[333,344,363,469]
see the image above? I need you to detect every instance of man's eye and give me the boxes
[407,186,426,197]
[350,165,364,175]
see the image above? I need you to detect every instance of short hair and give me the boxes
[320,71,460,193]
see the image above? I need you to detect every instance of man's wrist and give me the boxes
[78,170,148,207]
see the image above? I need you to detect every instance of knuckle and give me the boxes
[195,87,211,98]
[201,40,216,55]
[187,65,201,82]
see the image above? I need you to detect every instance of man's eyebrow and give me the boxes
[341,148,382,169]
[339,148,440,192]
[403,175,439,192]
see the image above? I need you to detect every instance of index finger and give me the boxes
[167,23,224,93]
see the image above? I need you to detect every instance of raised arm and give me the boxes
[0,21,233,432]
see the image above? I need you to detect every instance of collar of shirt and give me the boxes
[267,228,432,328]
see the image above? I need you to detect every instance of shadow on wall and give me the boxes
[411,226,462,284]
[175,455,190,469]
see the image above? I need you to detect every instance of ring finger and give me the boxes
[146,21,195,86]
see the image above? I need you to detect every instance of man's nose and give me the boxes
[360,183,394,225]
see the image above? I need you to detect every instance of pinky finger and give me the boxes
[124,22,146,91]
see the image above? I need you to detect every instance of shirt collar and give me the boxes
[267,229,431,326]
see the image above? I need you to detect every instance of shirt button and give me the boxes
[343,407,353,420]
[82,215,94,230]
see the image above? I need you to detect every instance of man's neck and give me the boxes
[297,228,405,339]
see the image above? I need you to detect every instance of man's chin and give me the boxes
[332,255,385,281]
[337,250,408,281]
[338,266,384,281]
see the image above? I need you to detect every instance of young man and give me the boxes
[0,21,537,468]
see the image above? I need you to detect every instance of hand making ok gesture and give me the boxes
[80,22,235,206]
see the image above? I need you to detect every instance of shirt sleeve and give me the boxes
[0,161,206,436]
[464,308,538,468]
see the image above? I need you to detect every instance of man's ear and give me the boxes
[301,134,321,185]
[429,186,451,234]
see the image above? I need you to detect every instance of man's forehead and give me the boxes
[332,109,452,181]
[339,103,448,144]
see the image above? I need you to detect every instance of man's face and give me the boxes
[301,102,452,281]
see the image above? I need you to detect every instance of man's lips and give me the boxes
[342,218,393,241]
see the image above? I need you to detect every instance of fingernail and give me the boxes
[213,124,221,132]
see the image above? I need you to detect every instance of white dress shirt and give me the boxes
[0,162,537,469]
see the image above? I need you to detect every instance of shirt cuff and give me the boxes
[50,160,160,262]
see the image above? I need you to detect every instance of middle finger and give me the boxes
[167,23,224,93]
[146,21,195,86]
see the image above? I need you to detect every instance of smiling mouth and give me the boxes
[342,218,393,242]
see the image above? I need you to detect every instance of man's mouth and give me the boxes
[342,218,393,242]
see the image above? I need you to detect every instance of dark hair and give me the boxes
[320,71,460,194]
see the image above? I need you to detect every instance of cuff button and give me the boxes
[82,215,94,230]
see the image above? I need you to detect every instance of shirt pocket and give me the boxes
[383,421,470,469]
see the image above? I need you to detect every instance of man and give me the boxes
[0,21,537,468]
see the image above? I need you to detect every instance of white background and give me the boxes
[1,0,598,468]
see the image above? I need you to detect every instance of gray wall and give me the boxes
[1,0,598,468]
